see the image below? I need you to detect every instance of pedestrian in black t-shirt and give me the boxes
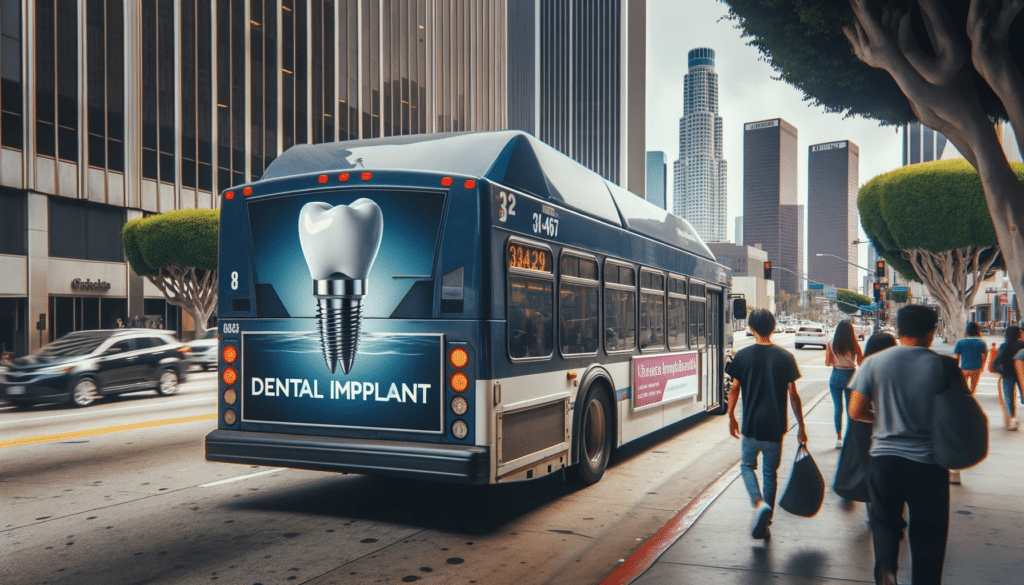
[726,309,806,540]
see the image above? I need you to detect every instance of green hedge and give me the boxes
[122,209,219,276]
[858,159,1010,282]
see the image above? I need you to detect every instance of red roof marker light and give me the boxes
[361,172,372,181]
[243,187,253,196]
[464,179,476,189]
[318,175,328,184]
[225,191,235,200]
[441,177,453,187]
[339,172,350,182]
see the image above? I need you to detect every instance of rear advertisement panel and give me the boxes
[241,332,444,433]
[632,351,700,410]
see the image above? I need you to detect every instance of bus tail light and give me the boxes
[222,367,238,386]
[450,395,468,415]
[224,409,237,425]
[449,347,469,369]
[222,344,238,364]
[450,371,469,393]
[224,388,237,405]
[451,420,468,439]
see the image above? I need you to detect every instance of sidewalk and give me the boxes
[622,338,1024,584]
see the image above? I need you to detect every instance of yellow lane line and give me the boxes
[0,414,217,449]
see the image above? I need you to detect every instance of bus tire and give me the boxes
[569,386,613,485]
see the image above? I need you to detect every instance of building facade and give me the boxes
[645,150,666,209]
[507,0,646,195]
[742,118,799,295]
[734,215,742,245]
[0,0,510,354]
[672,47,726,242]
[807,140,859,290]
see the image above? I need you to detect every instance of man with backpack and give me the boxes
[848,305,950,585]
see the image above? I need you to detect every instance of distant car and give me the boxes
[0,329,190,408]
[795,324,829,349]
[183,330,219,371]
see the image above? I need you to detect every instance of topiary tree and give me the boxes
[836,288,872,315]
[888,287,910,304]
[859,159,1009,341]
[721,0,1024,332]
[122,209,219,338]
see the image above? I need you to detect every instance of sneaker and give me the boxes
[752,501,772,539]
[836,439,843,449]
[1011,419,1020,431]
[950,470,961,484]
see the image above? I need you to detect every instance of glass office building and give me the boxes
[0,0,508,354]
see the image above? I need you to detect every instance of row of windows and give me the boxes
[506,241,713,361]
[1,189,122,262]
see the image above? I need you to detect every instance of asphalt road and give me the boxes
[1,337,834,585]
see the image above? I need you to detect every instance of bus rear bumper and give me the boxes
[204,429,491,485]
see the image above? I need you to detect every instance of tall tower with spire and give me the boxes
[673,47,728,242]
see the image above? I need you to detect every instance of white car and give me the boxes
[795,324,829,349]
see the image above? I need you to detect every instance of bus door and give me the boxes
[705,289,722,410]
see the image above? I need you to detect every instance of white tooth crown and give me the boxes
[298,199,384,280]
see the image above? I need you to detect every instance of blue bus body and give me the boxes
[205,131,732,485]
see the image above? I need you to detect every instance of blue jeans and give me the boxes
[1001,375,1018,418]
[740,436,783,509]
[829,368,855,435]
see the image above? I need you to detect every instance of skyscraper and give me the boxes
[735,215,743,245]
[673,47,727,242]
[808,140,859,290]
[646,151,667,209]
[507,0,647,194]
[743,118,799,295]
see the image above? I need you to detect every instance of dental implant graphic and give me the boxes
[298,199,384,374]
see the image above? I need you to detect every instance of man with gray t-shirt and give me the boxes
[849,305,949,585]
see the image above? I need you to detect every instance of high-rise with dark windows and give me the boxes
[0,0,509,354]
[646,151,667,209]
[506,0,646,195]
[743,118,799,295]
[807,140,859,290]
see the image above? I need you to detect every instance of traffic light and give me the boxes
[763,261,772,280]
[876,260,886,278]
[873,282,881,302]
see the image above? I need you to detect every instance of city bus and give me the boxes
[204,131,737,485]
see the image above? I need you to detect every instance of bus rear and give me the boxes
[204,168,493,484]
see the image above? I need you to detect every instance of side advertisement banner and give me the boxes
[242,332,443,433]
[632,351,700,410]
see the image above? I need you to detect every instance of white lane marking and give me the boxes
[0,396,217,425]
[200,468,285,487]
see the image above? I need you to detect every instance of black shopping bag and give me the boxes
[779,442,824,517]
[833,419,872,502]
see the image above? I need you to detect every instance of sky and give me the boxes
[645,0,903,272]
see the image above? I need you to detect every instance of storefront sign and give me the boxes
[71,278,112,292]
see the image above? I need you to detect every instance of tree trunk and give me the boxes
[145,264,218,339]
[905,247,999,343]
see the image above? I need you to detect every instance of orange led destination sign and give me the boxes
[508,242,551,273]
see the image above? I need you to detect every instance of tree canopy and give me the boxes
[836,288,872,315]
[122,209,218,277]
[721,0,1022,125]
[122,209,219,337]
[859,158,1004,281]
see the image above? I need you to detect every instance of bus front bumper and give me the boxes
[204,429,491,485]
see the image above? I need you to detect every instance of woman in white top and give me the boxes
[826,320,864,448]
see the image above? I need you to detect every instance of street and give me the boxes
[1,335,836,585]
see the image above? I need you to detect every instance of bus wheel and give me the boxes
[569,387,612,485]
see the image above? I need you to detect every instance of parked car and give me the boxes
[183,329,218,371]
[0,329,190,408]
[795,323,829,349]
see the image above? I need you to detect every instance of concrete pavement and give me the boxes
[606,334,1024,585]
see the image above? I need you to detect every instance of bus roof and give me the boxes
[262,131,716,262]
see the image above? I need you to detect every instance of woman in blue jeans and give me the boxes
[826,320,863,448]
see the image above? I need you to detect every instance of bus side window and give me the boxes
[604,262,636,353]
[668,276,687,350]
[559,255,599,355]
[508,274,553,359]
[640,270,665,350]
